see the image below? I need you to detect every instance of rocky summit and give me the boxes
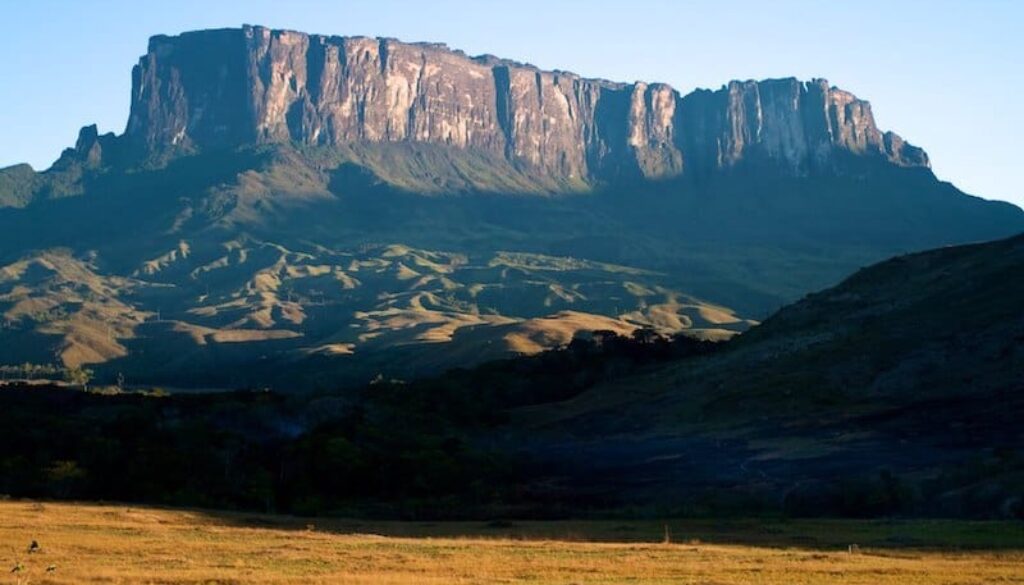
[0,26,1020,390]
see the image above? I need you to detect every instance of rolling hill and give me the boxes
[0,234,1020,519]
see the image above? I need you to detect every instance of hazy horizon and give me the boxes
[1,0,1020,206]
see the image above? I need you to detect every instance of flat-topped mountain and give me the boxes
[0,26,1020,389]
[126,26,926,183]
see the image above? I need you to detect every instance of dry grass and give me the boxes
[0,239,758,386]
[0,501,1022,584]
[503,310,637,354]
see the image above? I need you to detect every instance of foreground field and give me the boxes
[1,501,1022,584]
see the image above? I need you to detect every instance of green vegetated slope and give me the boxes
[0,142,1020,389]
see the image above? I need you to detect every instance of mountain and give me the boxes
[511,233,1024,516]
[121,26,926,181]
[10,25,929,197]
[0,25,1020,389]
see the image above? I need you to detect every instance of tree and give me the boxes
[631,327,660,345]
[65,367,94,390]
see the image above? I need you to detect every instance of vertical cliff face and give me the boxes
[127,29,253,151]
[124,25,928,186]
[676,78,929,177]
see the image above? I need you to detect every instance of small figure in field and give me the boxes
[848,544,860,555]
[47,564,57,573]
[10,562,23,573]
[28,540,40,553]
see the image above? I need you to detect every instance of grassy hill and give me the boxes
[0,240,750,389]
[511,233,1024,516]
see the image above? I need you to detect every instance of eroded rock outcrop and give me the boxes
[123,25,929,185]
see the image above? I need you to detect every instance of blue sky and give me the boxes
[1,0,1020,205]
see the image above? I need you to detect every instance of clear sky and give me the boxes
[1,0,1020,205]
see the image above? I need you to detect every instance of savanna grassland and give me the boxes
[2,501,1022,584]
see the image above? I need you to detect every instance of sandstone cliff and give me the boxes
[122,25,927,184]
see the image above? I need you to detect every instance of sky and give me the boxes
[1,0,1021,206]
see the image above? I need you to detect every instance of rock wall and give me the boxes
[123,25,928,184]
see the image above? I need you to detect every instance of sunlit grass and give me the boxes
[1,501,1022,584]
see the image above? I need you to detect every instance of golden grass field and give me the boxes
[1,501,1022,584]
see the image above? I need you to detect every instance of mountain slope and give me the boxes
[514,233,1024,516]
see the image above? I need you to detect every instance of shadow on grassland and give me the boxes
[159,505,1024,551]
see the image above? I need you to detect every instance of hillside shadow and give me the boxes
[175,505,1024,551]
